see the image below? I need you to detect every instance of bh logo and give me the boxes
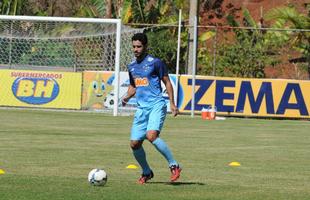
[12,77,59,105]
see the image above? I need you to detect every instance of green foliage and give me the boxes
[197,46,213,75]
[265,5,310,76]
[210,7,279,78]
[266,6,309,29]
[0,0,24,15]
[121,1,133,23]
[265,5,310,50]
[197,30,216,75]
[216,40,267,78]
[90,0,106,17]
[123,0,183,24]
[73,0,105,18]
[147,28,186,74]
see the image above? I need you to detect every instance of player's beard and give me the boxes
[134,51,141,57]
[135,52,147,62]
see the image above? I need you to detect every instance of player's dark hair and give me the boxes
[132,33,148,45]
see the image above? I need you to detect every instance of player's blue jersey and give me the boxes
[127,54,168,108]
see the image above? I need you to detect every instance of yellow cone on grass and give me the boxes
[126,164,138,169]
[0,169,5,175]
[229,162,241,167]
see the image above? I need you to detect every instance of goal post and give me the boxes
[0,15,124,116]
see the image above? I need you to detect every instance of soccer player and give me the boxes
[122,33,182,184]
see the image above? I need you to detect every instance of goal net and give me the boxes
[0,15,142,115]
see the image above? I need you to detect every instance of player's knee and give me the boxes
[130,140,142,150]
[146,130,159,142]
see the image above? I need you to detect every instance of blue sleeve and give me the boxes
[154,59,168,79]
[129,72,136,87]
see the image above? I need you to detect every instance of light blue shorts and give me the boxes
[130,101,167,141]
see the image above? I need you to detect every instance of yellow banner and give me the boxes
[0,69,82,109]
[178,75,310,118]
[82,71,114,109]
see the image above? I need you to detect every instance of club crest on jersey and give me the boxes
[134,77,149,87]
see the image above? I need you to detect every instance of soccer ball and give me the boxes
[88,169,108,186]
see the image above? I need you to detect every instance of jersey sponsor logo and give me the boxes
[12,77,60,105]
[134,77,149,87]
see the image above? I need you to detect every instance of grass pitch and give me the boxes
[0,108,310,200]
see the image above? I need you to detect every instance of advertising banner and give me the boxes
[82,71,138,110]
[177,75,310,118]
[0,69,82,109]
[81,71,310,118]
[82,71,114,109]
[82,71,176,112]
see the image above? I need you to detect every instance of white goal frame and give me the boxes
[0,15,122,116]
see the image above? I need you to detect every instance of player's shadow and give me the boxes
[148,181,205,186]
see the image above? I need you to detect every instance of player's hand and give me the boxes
[171,105,179,117]
[122,98,128,107]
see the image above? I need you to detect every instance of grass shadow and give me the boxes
[148,181,205,186]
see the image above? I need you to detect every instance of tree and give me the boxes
[75,0,124,18]
[214,7,275,78]
[265,5,310,78]
[24,0,86,16]
[122,0,180,24]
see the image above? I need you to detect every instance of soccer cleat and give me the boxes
[170,165,182,182]
[138,170,154,184]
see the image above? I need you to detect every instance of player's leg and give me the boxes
[146,101,182,181]
[147,130,178,167]
[130,108,153,184]
[147,133,182,182]
[130,140,153,184]
[130,140,151,174]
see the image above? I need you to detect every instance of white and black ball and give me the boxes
[88,169,107,186]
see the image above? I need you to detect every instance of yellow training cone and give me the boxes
[229,162,241,167]
[126,164,138,169]
[0,169,5,175]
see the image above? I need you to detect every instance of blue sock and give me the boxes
[132,147,151,175]
[152,138,178,167]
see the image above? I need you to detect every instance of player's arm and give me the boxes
[122,72,136,106]
[162,76,179,117]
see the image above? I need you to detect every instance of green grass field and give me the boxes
[0,108,310,200]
